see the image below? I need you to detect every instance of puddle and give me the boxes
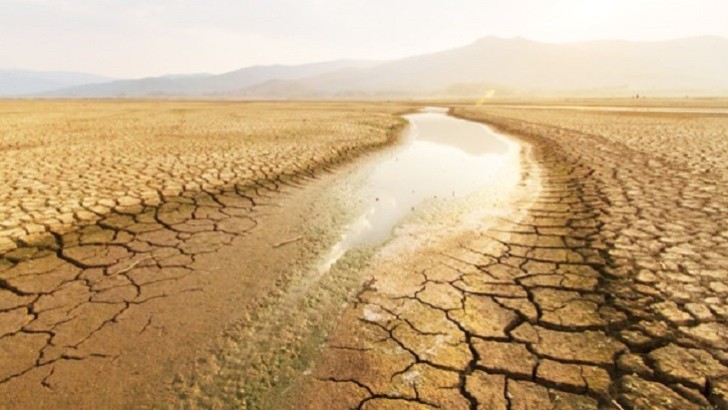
[319,107,517,272]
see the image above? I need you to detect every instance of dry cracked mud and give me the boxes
[292,103,728,410]
[3,100,728,409]
[0,100,412,407]
[0,100,410,248]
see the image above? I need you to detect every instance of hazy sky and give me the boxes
[2,0,727,78]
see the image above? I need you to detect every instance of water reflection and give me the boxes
[319,108,515,272]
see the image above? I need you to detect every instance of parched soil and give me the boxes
[294,105,728,409]
[0,100,411,249]
[0,101,412,407]
[3,100,728,409]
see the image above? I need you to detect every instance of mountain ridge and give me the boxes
[7,36,728,98]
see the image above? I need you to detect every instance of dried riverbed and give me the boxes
[5,100,725,409]
[289,103,728,409]
[175,109,522,408]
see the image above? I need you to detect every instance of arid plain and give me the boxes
[0,100,413,407]
[2,99,728,409]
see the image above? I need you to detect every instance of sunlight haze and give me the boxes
[1,0,727,77]
[2,1,728,409]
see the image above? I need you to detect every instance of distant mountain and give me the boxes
[45,60,378,98]
[289,36,728,97]
[0,70,112,96]
[13,36,728,98]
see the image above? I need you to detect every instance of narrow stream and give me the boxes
[178,107,524,408]
[319,107,517,272]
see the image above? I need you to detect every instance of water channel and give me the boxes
[319,107,518,272]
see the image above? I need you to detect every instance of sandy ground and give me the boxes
[0,101,414,407]
[291,103,728,409]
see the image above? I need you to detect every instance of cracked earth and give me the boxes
[292,104,728,409]
[0,101,410,407]
[2,100,728,409]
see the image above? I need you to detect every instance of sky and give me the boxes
[1,0,727,78]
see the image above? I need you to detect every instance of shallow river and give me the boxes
[320,107,517,271]
[175,107,524,408]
